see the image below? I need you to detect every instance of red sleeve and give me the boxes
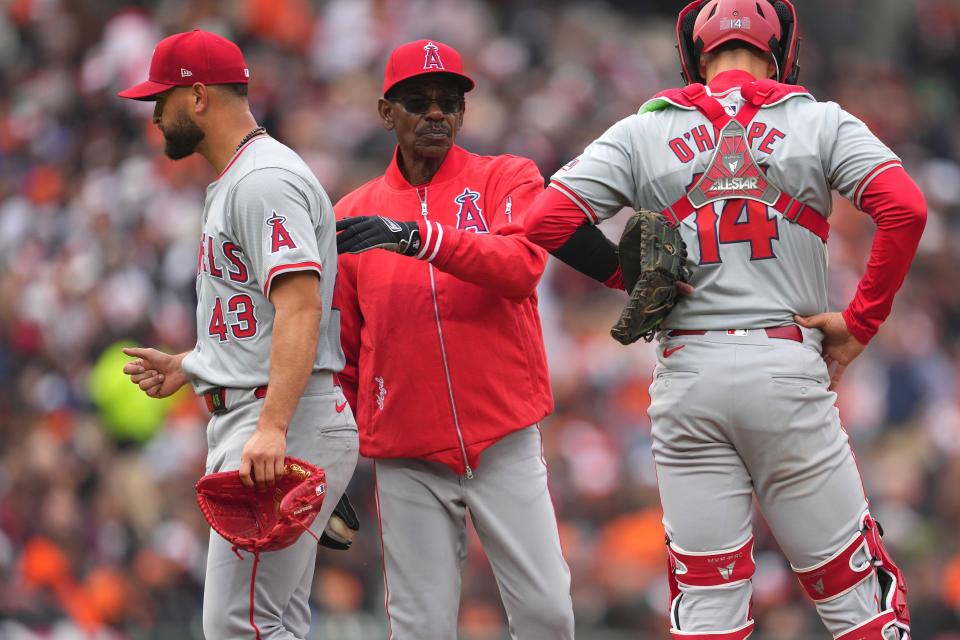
[333,208,362,411]
[413,160,547,301]
[524,184,625,290]
[524,185,591,251]
[841,166,927,344]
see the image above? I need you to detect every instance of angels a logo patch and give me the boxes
[454,188,488,233]
[266,210,297,253]
[423,41,444,70]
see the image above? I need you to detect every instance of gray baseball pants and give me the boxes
[201,373,359,640]
[374,426,575,639]
[649,329,895,638]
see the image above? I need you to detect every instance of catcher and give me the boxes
[524,1,924,638]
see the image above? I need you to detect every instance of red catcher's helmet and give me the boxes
[676,0,801,85]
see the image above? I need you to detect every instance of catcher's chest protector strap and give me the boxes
[659,82,829,242]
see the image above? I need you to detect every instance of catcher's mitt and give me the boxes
[611,209,689,345]
[319,493,360,550]
[195,456,327,555]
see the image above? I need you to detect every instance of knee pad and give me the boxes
[667,537,756,638]
[792,511,910,638]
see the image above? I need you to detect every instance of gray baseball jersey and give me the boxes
[185,135,361,640]
[550,86,900,330]
[548,80,911,639]
[181,136,343,391]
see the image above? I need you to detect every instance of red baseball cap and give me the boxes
[118,30,249,101]
[382,39,475,96]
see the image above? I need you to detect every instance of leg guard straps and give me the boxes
[666,537,756,639]
[670,620,755,639]
[834,610,899,640]
[668,537,756,589]
[861,513,910,631]
[793,512,910,638]
[792,531,873,602]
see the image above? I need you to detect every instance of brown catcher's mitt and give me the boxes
[195,456,327,555]
[611,209,689,345]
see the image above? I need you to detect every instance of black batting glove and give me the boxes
[336,216,421,256]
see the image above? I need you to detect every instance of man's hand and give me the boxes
[122,348,189,398]
[795,312,866,391]
[336,216,421,255]
[239,426,287,489]
[677,281,695,296]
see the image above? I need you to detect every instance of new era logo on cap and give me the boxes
[118,29,250,101]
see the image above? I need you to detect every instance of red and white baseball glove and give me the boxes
[195,456,327,555]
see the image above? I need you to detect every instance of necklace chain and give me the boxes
[235,126,267,154]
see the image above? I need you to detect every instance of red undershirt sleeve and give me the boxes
[525,186,624,289]
[841,166,927,344]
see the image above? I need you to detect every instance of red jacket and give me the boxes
[334,145,552,475]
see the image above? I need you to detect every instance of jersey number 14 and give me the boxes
[695,198,778,264]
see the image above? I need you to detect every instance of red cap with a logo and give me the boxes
[118,30,250,101]
[382,39,475,96]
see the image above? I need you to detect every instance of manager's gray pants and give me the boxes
[375,426,575,639]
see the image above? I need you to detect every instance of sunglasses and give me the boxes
[390,94,463,115]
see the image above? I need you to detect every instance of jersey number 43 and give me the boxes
[208,294,258,341]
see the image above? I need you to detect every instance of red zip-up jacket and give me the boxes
[334,144,552,476]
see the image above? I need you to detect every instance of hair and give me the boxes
[709,40,766,56]
[215,83,248,98]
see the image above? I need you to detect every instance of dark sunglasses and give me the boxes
[390,94,463,115]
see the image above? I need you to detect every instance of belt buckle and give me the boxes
[205,388,228,414]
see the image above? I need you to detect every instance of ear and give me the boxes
[456,99,465,128]
[377,98,395,131]
[192,83,210,114]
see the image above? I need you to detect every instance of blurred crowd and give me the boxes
[1,0,959,638]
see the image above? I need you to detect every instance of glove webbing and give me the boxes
[230,517,321,561]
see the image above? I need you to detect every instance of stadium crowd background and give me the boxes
[1,0,958,638]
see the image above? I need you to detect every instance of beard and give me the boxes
[163,111,205,160]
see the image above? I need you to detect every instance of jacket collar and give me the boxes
[384,143,469,190]
[708,69,760,94]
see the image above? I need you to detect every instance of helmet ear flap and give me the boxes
[676,0,710,85]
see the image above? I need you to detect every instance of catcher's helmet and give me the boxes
[676,0,801,85]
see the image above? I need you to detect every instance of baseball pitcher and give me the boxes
[117,30,358,640]
[524,2,926,639]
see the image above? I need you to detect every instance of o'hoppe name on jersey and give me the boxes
[709,176,760,192]
[667,122,787,164]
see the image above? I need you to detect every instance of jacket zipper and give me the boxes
[417,186,474,479]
